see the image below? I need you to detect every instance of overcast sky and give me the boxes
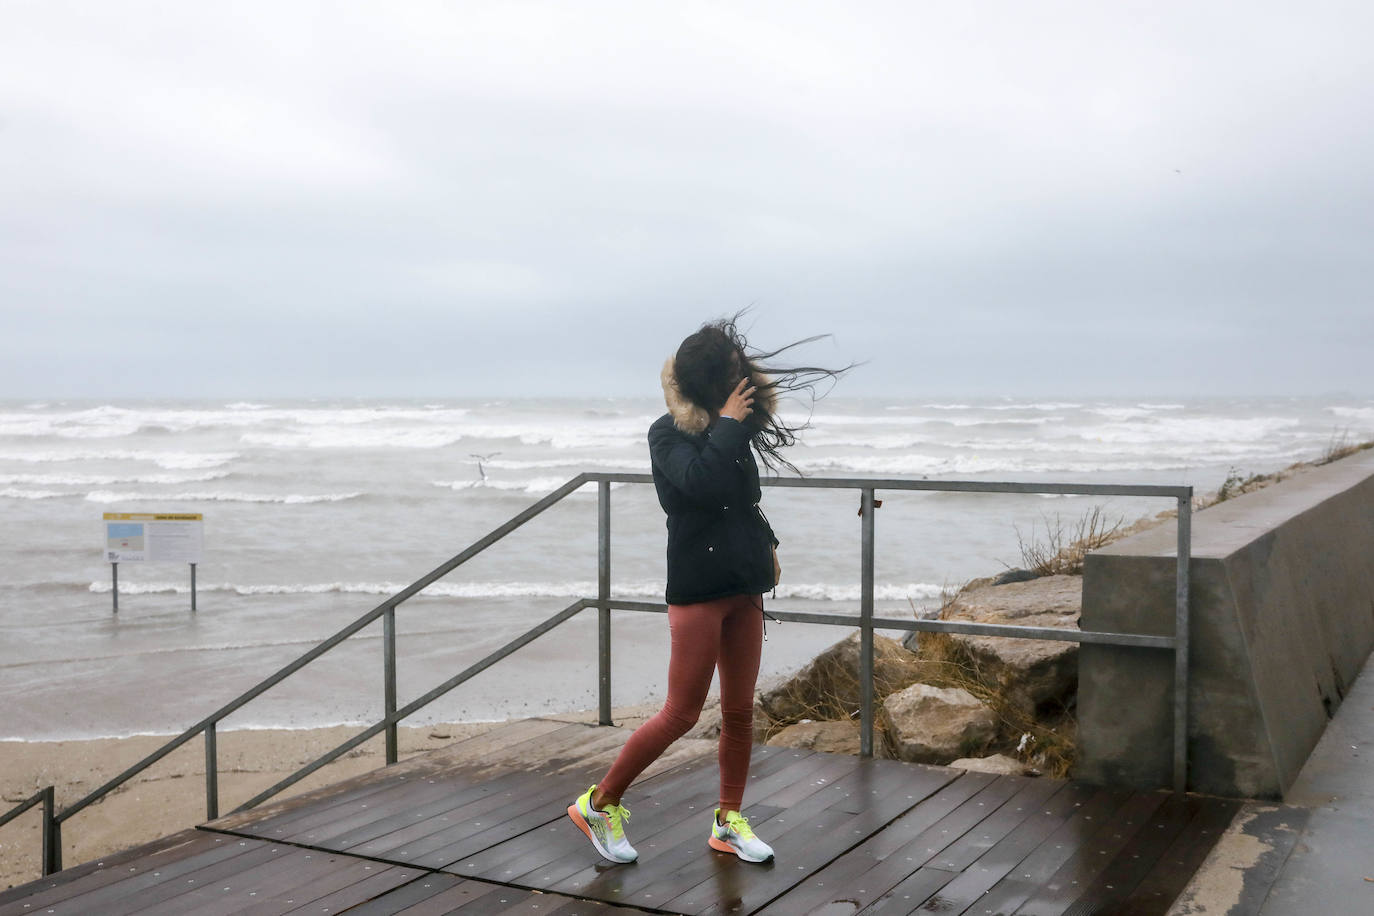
[2,1,1370,400]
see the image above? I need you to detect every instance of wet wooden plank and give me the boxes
[218,767,466,839]
[540,750,857,900]
[390,774,599,867]
[271,863,422,915]
[861,866,960,914]
[0,829,225,913]
[336,770,578,858]
[566,804,786,911]
[540,897,627,915]
[240,768,525,845]
[672,759,960,914]
[958,782,1103,877]
[1056,793,1206,915]
[436,883,544,913]
[929,776,1068,872]
[966,785,1135,914]
[763,771,1012,914]
[2,732,1251,916]
[492,894,637,914]
[327,873,467,915]
[679,754,961,909]
[543,768,854,907]
[490,747,822,892]
[1112,797,1245,916]
[885,781,1100,914]
[1006,790,1171,916]
[207,716,568,833]
[336,731,630,862]
[56,840,291,915]
[429,749,726,883]
[133,852,420,916]
[310,770,542,849]
[370,879,538,915]
[0,832,263,916]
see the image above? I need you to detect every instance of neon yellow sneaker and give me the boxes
[709,808,775,862]
[567,785,637,863]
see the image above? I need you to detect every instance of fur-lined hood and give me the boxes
[661,357,777,434]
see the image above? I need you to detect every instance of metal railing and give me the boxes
[3,472,1192,877]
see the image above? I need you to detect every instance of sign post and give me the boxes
[103,513,204,613]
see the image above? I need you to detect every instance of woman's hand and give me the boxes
[720,377,756,422]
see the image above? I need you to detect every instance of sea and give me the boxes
[2,396,1371,742]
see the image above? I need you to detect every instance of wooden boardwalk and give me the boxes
[0,718,1244,915]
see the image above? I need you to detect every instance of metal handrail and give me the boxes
[0,787,57,876]
[3,470,1191,878]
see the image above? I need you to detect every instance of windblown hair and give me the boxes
[672,312,852,474]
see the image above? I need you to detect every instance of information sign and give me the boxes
[103,513,204,563]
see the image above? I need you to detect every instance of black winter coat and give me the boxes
[648,412,778,605]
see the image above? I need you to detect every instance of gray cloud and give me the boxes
[2,1,1371,399]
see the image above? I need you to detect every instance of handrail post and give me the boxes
[1174,492,1192,793]
[42,787,60,875]
[384,605,398,764]
[204,723,218,820]
[860,487,876,757]
[598,480,612,726]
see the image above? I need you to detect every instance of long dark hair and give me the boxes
[674,311,853,474]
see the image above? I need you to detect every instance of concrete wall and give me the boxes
[1077,452,1374,799]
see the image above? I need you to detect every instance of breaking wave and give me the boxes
[81,578,944,602]
[83,490,361,505]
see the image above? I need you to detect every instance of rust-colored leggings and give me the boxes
[599,593,764,812]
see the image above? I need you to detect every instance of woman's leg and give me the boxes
[597,599,729,804]
[715,594,764,813]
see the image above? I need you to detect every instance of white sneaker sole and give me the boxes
[568,803,636,863]
[709,834,773,863]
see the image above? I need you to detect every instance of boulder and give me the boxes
[757,632,919,726]
[765,719,862,755]
[949,754,1029,776]
[907,575,1081,715]
[881,683,997,764]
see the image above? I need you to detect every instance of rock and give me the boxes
[765,719,862,755]
[910,575,1081,715]
[949,754,1028,776]
[993,568,1042,586]
[757,633,920,726]
[881,683,997,764]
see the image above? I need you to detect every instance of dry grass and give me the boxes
[753,639,928,749]
[1212,466,1278,504]
[1318,428,1374,465]
[1012,506,1126,577]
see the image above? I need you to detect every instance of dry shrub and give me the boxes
[1013,506,1125,577]
[756,639,928,744]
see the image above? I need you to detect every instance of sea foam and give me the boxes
[81,578,944,603]
[83,490,361,504]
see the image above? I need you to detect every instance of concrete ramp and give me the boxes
[1078,452,1374,798]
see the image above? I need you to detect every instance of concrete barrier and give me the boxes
[1077,452,1374,799]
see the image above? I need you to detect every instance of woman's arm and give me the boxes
[649,416,752,504]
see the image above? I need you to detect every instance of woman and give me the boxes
[567,315,847,865]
